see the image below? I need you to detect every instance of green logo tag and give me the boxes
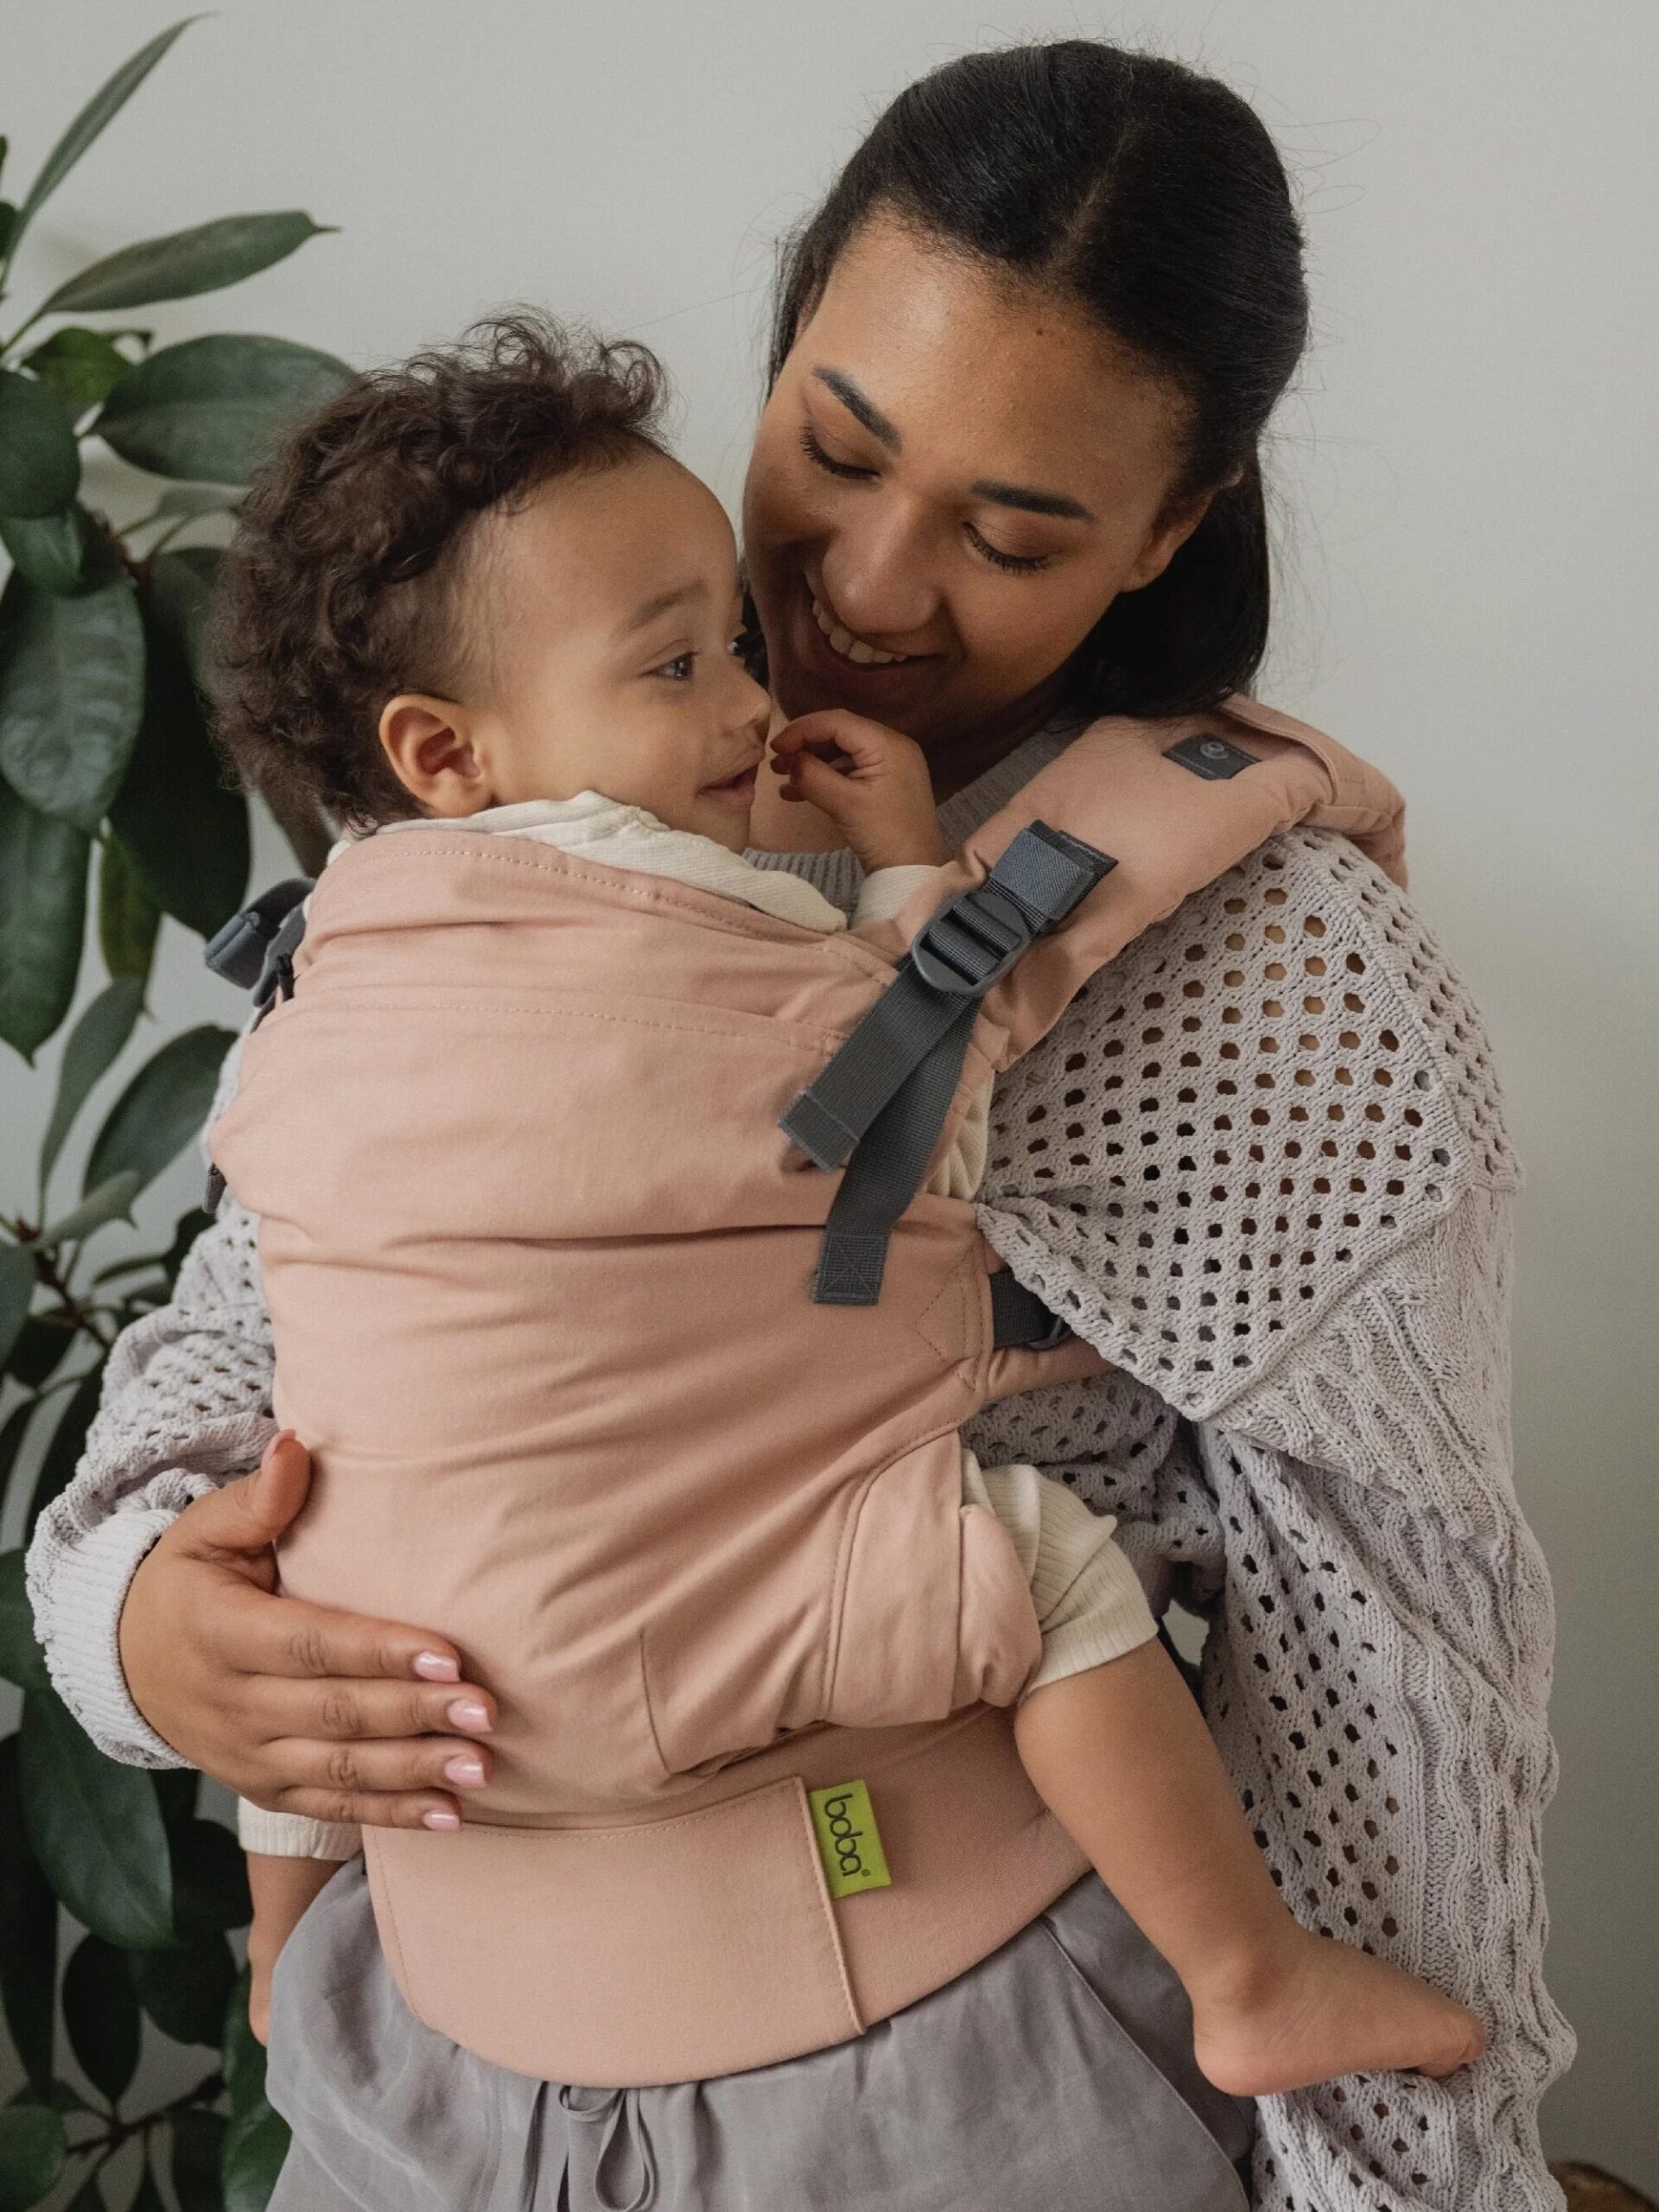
[808,1779,892,1899]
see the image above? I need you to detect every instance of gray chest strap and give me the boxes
[781,822,1116,1316]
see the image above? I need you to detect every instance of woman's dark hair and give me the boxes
[768,42,1308,720]
[213,312,667,828]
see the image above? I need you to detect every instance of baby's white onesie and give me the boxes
[238,795,1155,1859]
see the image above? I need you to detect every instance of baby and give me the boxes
[217,315,1481,2094]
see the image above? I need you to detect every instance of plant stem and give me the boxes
[12,1228,117,1351]
[0,303,45,362]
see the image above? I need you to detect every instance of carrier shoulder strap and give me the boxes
[784,699,1405,1311]
[200,876,314,1209]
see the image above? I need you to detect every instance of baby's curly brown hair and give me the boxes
[212,312,669,829]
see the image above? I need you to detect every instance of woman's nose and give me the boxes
[820,501,939,644]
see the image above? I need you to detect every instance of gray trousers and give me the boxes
[267,1860,1252,2210]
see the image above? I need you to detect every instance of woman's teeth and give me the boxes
[810,594,909,667]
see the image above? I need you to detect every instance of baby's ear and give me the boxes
[378,694,491,817]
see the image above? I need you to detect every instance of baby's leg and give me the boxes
[1014,1644,1484,2095]
[246,1854,352,2045]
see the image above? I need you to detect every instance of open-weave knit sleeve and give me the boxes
[973,829,1572,2212]
[26,1186,276,1768]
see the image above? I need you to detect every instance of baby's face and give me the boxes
[441,450,772,851]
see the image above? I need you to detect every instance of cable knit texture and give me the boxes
[25,733,1571,2211]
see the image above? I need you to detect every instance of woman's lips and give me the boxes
[697,763,759,811]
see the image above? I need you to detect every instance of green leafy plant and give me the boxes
[0,22,352,2209]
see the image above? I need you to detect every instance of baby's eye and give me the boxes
[652,652,696,682]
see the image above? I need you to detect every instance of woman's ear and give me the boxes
[1119,476,1236,595]
[378,695,493,817]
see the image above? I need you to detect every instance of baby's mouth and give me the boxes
[697,762,760,811]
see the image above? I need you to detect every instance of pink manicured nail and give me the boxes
[443,1753,486,1788]
[413,1651,461,1682]
[446,1699,492,1733]
[422,1808,461,1832]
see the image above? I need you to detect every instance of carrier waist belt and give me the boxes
[359,1706,1087,2088]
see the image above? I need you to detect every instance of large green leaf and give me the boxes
[21,330,142,417]
[0,1549,49,1692]
[171,1815,251,1938]
[148,544,220,682]
[170,2109,227,2212]
[41,213,334,315]
[19,1683,174,1950]
[6,1315,71,1389]
[39,976,145,1187]
[131,1931,237,2047]
[63,1934,140,2106]
[83,1025,235,1199]
[24,1362,104,1542]
[97,836,161,989]
[0,371,80,520]
[0,782,88,1060]
[0,573,146,830]
[0,505,119,598]
[37,1171,141,1250]
[0,1245,33,1369]
[7,19,198,263]
[0,2102,67,2210]
[0,1401,35,1513]
[129,2168,165,2212]
[0,1736,58,2100]
[110,572,249,935]
[97,334,353,486]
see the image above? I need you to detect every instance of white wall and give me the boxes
[3,0,1655,2188]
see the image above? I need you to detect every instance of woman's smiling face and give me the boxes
[743,213,1211,779]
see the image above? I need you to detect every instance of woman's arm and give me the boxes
[27,1196,277,1763]
[25,1197,499,1826]
[970,834,1573,2208]
[1193,1190,1570,2211]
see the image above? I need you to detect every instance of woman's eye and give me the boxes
[799,423,874,481]
[652,652,696,681]
[965,524,1053,575]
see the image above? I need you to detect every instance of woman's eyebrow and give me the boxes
[969,478,1095,524]
[812,367,900,451]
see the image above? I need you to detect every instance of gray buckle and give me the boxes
[911,883,1034,995]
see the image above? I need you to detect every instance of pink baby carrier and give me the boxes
[209,697,1404,2088]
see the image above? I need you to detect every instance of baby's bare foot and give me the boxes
[1192,1929,1484,2098]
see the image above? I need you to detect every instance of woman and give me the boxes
[28,40,1569,2211]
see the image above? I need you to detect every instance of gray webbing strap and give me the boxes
[789,823,1117,1306]
[811,1003,979,1303]
[782,824,1116,1171]
[988,1269,1071,1351]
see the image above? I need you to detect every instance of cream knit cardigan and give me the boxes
[26,728,1573,2212]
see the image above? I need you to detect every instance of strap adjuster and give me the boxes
[912,882,1034,995]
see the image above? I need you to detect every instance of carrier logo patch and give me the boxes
[808,1780,892,1898]
[1165,733,1260,780]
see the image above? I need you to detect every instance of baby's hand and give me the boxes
[770,711,946,874]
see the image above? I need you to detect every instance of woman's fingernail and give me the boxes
[422,1808,461,1832]
[413,1652,461,1683]
[446,1699,492,1733]
[443,1753,486,1788]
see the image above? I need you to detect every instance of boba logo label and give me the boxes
[807,1780,892,1899]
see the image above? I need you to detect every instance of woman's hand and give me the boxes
[770,711,947,873]
[118,1433,496,1830]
